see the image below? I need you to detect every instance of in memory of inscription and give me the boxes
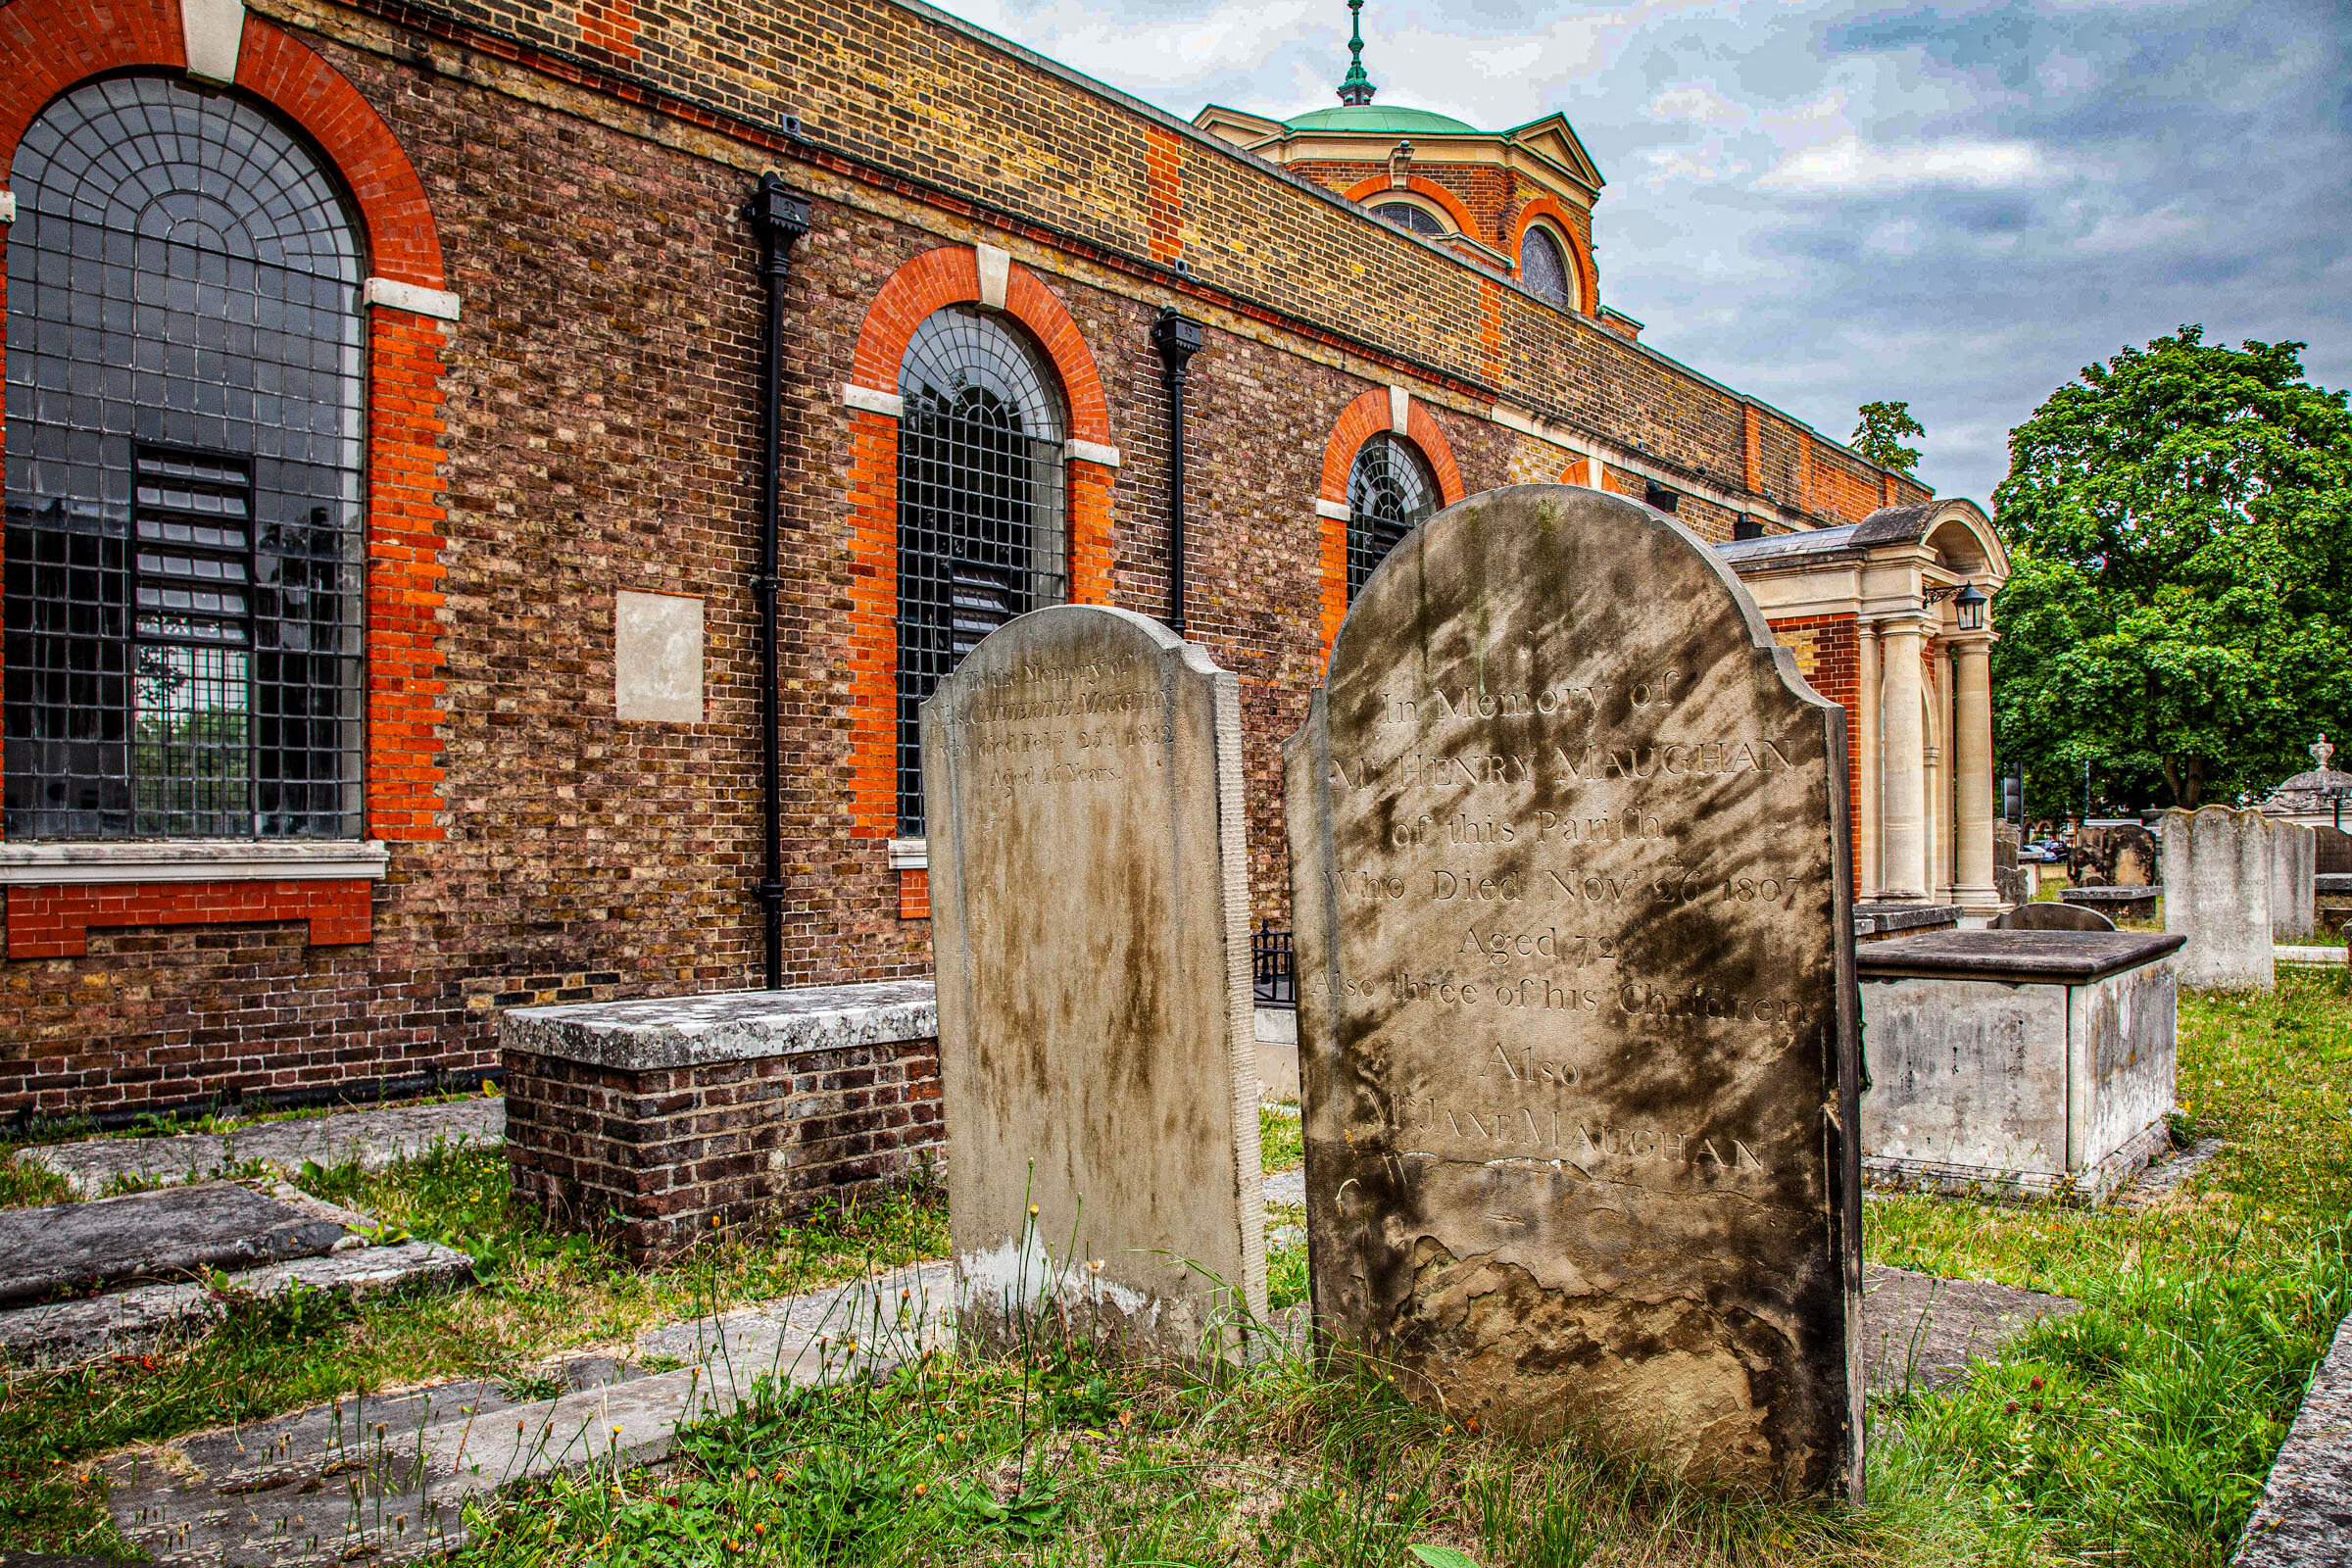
[1285,484,1864,1500]
[924,605,1264,1360]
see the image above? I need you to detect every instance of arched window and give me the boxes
[1519,224,1574,310]
[896,306,1068,835]
[5,75,367,841]
[1374,201,1446,236]
[1347,432,1439,601]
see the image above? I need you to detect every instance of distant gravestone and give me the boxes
[1285,485,1863,1499]
[923,606,1264,1356]
[2160,807,2275,990]
[1993,902,2115,932]
[2317,825,2352,877]
[2272,822,2317,943]
[2072,821,2158,888]
[1993,822,2029,909]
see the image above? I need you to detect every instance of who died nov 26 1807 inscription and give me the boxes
[1285,484,1865,1499]
[923,605,1265,1359]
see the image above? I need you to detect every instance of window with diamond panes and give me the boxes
[1519,224,1574,310]
[4,74,367,840]
[1346,432,1438,602]
[895,306,1068,836]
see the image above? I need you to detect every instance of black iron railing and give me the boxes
[1252,922,1295,1008]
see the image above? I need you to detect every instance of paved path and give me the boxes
[26,1100,503,1196]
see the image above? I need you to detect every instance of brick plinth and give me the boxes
[504,1037,943,1263]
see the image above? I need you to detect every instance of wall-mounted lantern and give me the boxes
[1954,581,1988,633]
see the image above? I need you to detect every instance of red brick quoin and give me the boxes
[0,7,449,958]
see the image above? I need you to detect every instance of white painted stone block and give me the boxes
[179,0,245,83]
[613,590,703,723]
[2161,805,2275,990]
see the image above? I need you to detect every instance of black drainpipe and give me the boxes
[1150,307,1203,633]
[747,173,812,989]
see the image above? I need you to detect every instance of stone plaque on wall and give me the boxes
[1284,485,1862,1498]
[924,607,1264,1357]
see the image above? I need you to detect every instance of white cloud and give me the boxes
[1642,145,1751,184]
[1757,135,2056,194]
[1645,82,1747,123]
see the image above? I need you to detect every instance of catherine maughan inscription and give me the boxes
[1285,484,1864,1499]
[924,606,1264,1360]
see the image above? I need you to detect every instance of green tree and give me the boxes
[1991,326,2352,809]
[1851,400,1926,473]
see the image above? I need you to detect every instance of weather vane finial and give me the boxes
[1337,0,1377,106]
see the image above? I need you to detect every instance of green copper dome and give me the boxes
[1285,104,1478,134]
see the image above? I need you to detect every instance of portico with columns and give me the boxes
[1719,500,2011,922]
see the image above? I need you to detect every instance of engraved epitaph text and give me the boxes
[1285,486,1863,1497]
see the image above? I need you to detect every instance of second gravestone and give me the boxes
[1287,485,1864,1498]
[925,606,1265,1357]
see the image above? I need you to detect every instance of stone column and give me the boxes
[1877,618,1928,902]
[1856,624,1881,899]
[1951,635,1998,915]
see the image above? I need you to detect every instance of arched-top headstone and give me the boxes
[923,606,1264,1355]
[1993,901,2117,932]
[1284,485,1862,1499]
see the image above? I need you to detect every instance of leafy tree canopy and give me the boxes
[1852,400,1926,473]
[1991,326,2352,810]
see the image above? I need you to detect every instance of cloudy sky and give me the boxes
[936,0,2350,508]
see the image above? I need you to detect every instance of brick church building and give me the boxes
[0,0,2008,1119]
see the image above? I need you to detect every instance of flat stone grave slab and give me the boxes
[2234,1310,2352,1565]
[1859,1264,2079,1396]
[0,1182,357,1306]
[28,1099,504,1197]
[1286,485,1864,1498]
[1860,930,2183,1206]
[2061,885,2158,920]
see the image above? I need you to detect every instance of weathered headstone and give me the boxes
[1993,901,2115,932]
[924,606,1264,1356]
[1994,822,2030,910]
[2160,806,2275,990]
[1285,485,1863,1498]
[2272,822,2317,943]
[2072,820,2158,888]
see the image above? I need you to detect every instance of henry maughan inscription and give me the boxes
[1285,484,1864,1499]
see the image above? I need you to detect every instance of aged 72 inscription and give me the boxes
[1285,485,1863,1499]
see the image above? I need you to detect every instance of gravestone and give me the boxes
[1285,485,1863,1499]
[2160,807,2274,990]
[923,606,1264,1356]
[2071,820,2158,888]
[1993,822,2029,910]
[2272,822,2317,943]
[1993,902,2115,932]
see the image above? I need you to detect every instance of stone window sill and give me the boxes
[0,840,391,886]
[889,838,928,870]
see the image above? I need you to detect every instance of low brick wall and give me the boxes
[501,982,942,1263]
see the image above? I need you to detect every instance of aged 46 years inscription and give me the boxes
[1285,485,1864,1500]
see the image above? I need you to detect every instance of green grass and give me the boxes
[1261,1106,1303,1176]
[0,1147,947,1555]
[10,976,2352,1566]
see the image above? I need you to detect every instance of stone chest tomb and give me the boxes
[922,606,1264,1355]
[1285,485,1865,1499]
[1858,930,2182,1205]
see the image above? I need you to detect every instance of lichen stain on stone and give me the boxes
[1393,1235,1797,1489]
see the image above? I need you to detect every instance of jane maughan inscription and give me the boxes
[924,606,1264,1359]
[1285,484,1864,1500]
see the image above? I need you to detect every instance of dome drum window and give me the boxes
[1519,223,1574,310]
[895,306,1070,836]
[4,75,368,841]
[1373,201,1446,236]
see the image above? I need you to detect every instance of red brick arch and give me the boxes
[1341,173,1479,239]
[0,0,445,287]
[842,246,1118,851]
[1313,387,1465,648]
[1506,197,1597,317]
[0,0,451,958]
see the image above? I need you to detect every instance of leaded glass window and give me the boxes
[896,306,1068,836]
[1346,432,1438,601]
[1374,201,1446,236]
[4,75,367,840]
[1519,224,1573,310]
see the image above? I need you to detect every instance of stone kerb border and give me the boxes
[502,982,944,1263]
